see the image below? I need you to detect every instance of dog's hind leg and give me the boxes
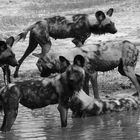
[120,41,140,99]
[0,95,19,132]
[38,35,52,57]
[118,60,140,98]
[118,59,126,76]
[14,32,38,78]
[123,65,140,98]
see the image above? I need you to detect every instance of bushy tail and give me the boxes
[14,24,36,43]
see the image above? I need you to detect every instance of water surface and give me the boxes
[0,105,140,140]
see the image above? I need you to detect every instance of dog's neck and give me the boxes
[88,15,106,35]
[59,72,72,91]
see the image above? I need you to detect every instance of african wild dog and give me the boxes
[70,87,139,118]
[33,52,71,77]
[33,40,140,99]
[0,55,85,132]
[13,8,117,78]
[0,37,18,85]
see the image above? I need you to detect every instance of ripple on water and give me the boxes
[0,105,140,140]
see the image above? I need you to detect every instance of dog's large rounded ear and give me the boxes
[0,41,7,52]
[73,55,85,67]
[95,11,106,22]
[6,36,15,47]
[59,56,70,66]
[106,8,114,17]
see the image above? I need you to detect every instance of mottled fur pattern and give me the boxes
[0,56,85,132]
[70,89,139,118]
[0,37,18,67]
[0,37,18,85]
[33,53,71,77]
[34,40,140,99]
[13,8,117,78]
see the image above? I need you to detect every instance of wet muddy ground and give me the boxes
[0,0,140,139]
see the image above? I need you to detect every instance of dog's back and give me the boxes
[35,40,139,75]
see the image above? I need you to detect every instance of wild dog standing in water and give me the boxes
[13,8,117,78]
[0,55,85,132]
[0,37,18,85]
[33,40,140,99]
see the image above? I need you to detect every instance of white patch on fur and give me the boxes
[113,100,120,106]
[42,78,52,86]
[75,90,104,114]
[42,75,60,86]
[76,90,94,110]
[8,83,16,89]
[0,86,6,94]
[0,83,15,94]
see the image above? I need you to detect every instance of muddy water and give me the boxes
[0,105,140,140]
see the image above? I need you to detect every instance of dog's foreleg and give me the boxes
[2,65,11,85]
[57,104,68,127]
[83,73,90,95]
[90,72,100,99]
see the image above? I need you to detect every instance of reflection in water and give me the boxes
[0,105,140,140]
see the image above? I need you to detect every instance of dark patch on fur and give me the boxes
[118,59,126,76]
[0,60,85,131]
[73,55,85,67]
[13,8,117,77]
[0,41,7,54]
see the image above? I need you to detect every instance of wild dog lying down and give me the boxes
[70,89,139,118]
[0,37,18,85]
[33,40,140,99]
[0,56,85,132]
[13,8,117,78]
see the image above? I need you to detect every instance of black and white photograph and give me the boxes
[0,0,140,139]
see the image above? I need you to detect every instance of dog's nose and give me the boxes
[69,78,75,83]
[11,60,19,67]
[113,29,117,34]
